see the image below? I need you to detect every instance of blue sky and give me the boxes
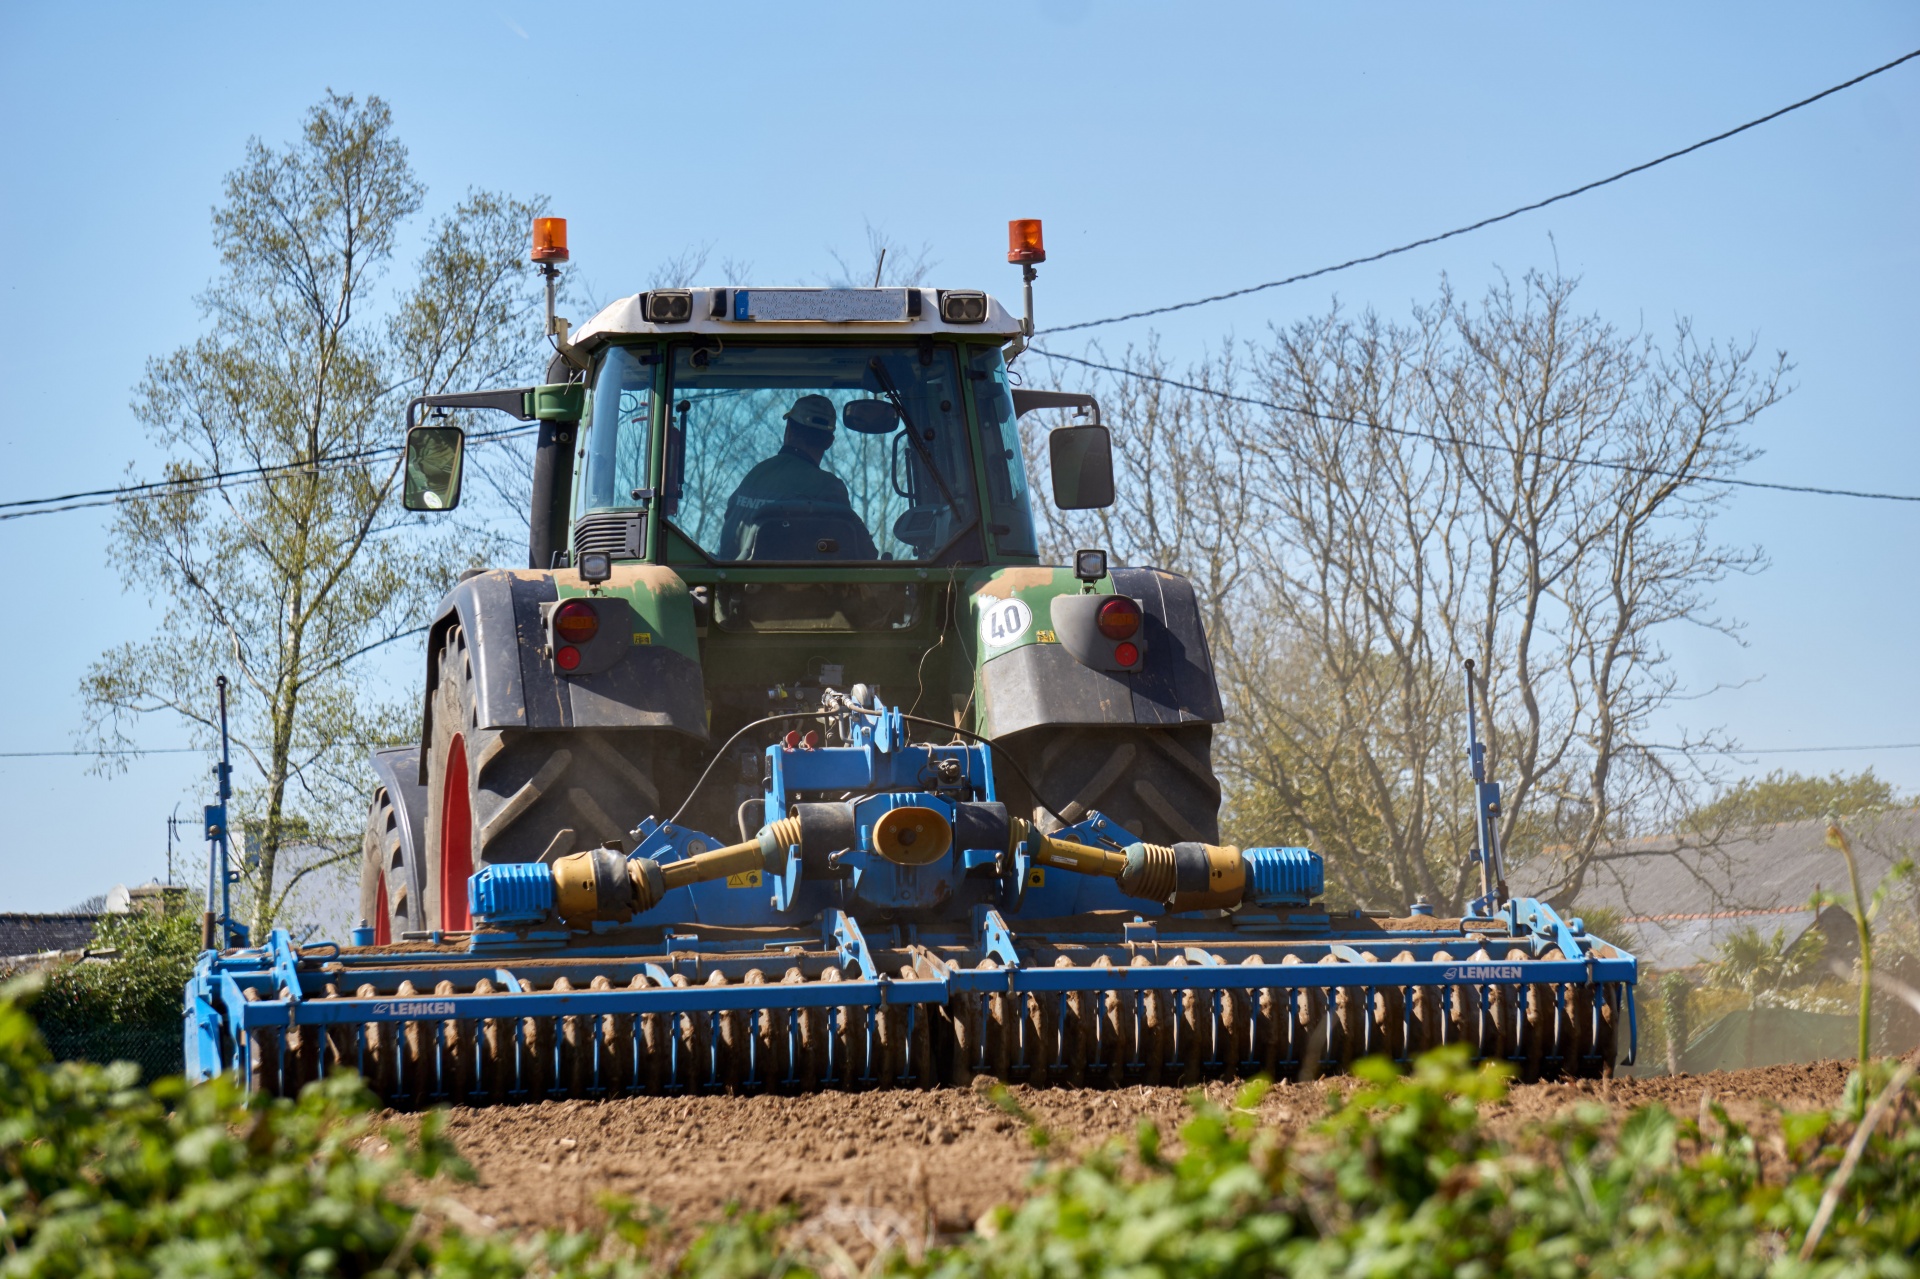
[1,2,1915,911]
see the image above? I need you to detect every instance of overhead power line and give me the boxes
[9,740,1919,761]
[1730,743,1920,756]
[1032,347,1920,504]
[0,748,207,758]
[0,423,538,523]
[1041,47,1920,337]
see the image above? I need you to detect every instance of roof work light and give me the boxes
[1007,219,1046,266]
[1005,218,1046,363]
[531,216,584,369]
[532,217,570,263]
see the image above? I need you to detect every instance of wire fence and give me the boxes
[40,1019,184,1083]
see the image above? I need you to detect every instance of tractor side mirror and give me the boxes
[403,424,466,512]
[1048,425,1115,510]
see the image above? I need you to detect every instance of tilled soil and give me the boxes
[410,1059,1857,1236]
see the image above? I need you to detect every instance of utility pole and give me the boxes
[166,805,182,887]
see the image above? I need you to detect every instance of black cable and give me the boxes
[1032,347,1920,504]
[659,705,1072,836]
[659,711,833,832]
[0,748,207,758]
[889,711,1070,827]
[0,423,539,523]
[1040,47,1920,337]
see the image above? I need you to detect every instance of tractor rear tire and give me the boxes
[1003,723,1222,846]
[421,622,681,931]
[357,785,421,944]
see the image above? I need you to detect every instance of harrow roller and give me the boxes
[194,910,1635,1105]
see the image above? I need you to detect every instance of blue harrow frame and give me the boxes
[188,898,1637,1102]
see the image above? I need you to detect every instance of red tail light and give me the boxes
[554,599,599,643]
[1095,596,1141,640]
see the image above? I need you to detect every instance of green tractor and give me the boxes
[189,216,1631,1098]
[360,216,1224,944]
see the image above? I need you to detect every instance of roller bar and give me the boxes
[188,898,1637,1101]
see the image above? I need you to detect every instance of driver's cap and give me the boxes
[783,394,837,433]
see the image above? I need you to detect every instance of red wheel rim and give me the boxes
[439,733,473,930]
[373,871,392,945]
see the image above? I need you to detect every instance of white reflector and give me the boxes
[732,288,911,323]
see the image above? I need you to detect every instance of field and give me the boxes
[428,1060,1862,1237]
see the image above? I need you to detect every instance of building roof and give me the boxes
[1517,808,1917,918]
[0,913,100,961]
[1511,808,1918,970]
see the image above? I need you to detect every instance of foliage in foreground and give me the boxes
[6,979,1918,1278]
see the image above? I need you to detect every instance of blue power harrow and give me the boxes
[187,676,1636,1103]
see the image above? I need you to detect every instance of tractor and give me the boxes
[186,218,1637,1101]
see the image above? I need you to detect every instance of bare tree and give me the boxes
[648,244,754,289]
[1025,271,1785,911]
[825,222,937,288]
[80,93,550,933]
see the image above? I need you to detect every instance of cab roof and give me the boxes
[572,287,1024,348]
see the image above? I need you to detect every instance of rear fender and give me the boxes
[417,567,708,780]
[369,745,428,898]
[969,565,1224,737]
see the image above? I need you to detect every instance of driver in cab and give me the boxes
[719,394,877,560]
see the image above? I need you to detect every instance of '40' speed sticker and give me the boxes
[980,597,1033,649]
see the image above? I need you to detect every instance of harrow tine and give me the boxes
[594,974,629,1097]
[554,976,591,1099]
[983,961,1012,1082]
[1251,955,1285,1079]
[794,967,828,1092]
[438,978,471,1102]
[1221,955,1253,1078]
[242,987,277,1096]
[1026,982,1057,1084]
[1361,952,1406,1063]
[471,978,506,1103]
[1135,953,1168,1085]
[638,972,668,1095]
[1567,978,1595,1074]
[1058,957,1090,1087]
[708,970,746,1092]
[1092,955,1127,1083]
[742,968,774,1092]
[523,981,555,1100]
[903,965,934,1088]
[357,983,397,1098]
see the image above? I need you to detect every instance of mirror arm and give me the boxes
[405,388,539,431]
[1010,389,1101,426]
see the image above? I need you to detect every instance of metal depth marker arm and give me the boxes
[202,675,245,950]
[1463,659,1509,914]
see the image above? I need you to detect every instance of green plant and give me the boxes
[1660,971,1692,1073]
[896,1046,1920,1278]
[41,908,202,1028]
[9,970,1920,1279]
[1689,768,1903,831]
[1825,819,1875,1066]
[1704,923,1825,1004]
